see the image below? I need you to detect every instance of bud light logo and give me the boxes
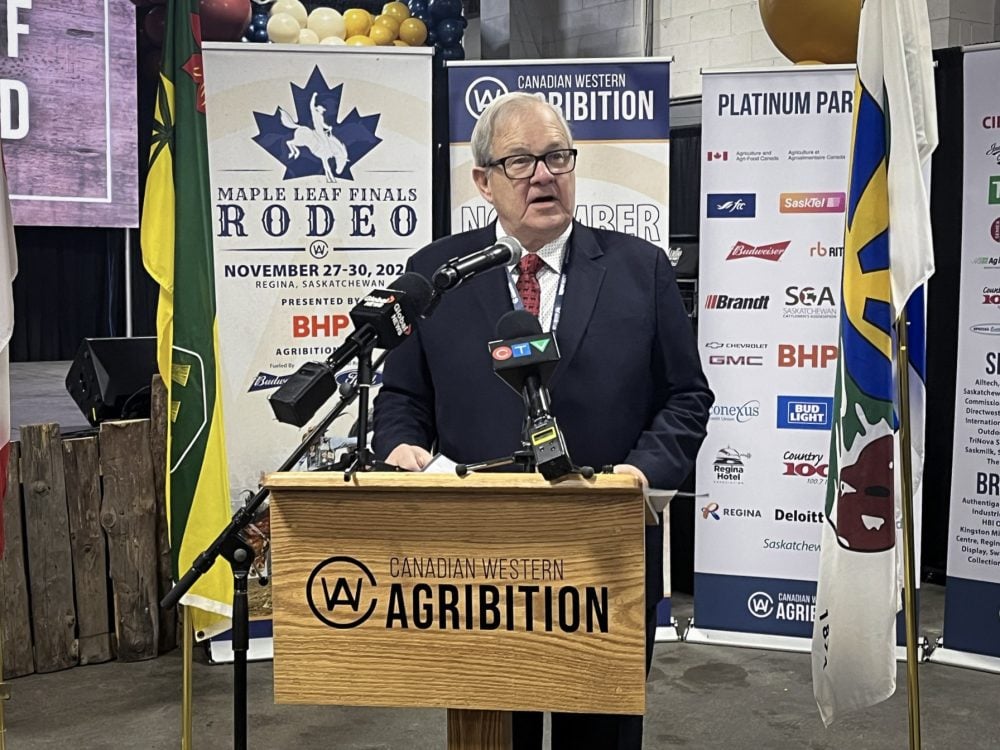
[465,76,509,119]
[776,396,833,430]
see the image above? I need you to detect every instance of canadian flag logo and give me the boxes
[707,151,728,161]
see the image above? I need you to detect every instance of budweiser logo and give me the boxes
[726,240,790,261]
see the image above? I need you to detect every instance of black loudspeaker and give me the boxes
[65,337,158,425]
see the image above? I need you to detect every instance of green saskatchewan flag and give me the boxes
[141,0,233,639]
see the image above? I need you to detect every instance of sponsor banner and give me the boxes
[1,0,138,227]
[944,46,1000,659]
[446,59,670,242]
[695,67,855,641]
[202,45,433,507]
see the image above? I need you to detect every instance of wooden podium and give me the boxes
[264,472,647,749]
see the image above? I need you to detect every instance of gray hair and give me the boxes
[470,92,573,168]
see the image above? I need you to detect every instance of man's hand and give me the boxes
[386,443,433,471]
[613,463,649,488]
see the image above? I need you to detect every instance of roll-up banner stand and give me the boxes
[445,58,677,638]
[692,65,919,651]
[934,43,1000,674]
[202,43,434,661]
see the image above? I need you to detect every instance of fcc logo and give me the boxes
[465,76,509,119]
[306,556,378,629]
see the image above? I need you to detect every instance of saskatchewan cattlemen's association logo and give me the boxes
[253,67,382,183]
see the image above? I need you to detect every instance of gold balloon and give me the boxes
[345,34,376,46]
[343,8,372,37]
[392,39,410,46]
[373,14,400,35]
[382,2,411,22]
[398,17,427,46]
[369,22,396,45]
[758,0,861,64]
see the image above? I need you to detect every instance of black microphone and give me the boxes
[269,272,433,427]
[491,310,574,481]
[432,236,524,291]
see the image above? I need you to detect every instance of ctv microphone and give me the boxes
[432,236,524,291]
[269,272,433,427]
[489,310,576,481]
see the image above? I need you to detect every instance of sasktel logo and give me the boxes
[779,192,846,213]
[726,240,789,261]
[704,293,769,310]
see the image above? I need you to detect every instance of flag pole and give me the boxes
[895,309,922,750]
[182,607,193,750]
[0,613,8,750]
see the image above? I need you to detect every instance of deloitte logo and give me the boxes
[306,556,378,629]
[465,76,509,119]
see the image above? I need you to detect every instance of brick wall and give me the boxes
[476,0,1000,97]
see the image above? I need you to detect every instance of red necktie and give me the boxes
[517,253,545,317]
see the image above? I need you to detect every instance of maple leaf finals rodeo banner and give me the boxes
[201,44,433,505]
[446,59,670,244]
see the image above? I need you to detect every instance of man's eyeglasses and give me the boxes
[487,148,578,180]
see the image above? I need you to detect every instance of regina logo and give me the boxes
[747,591,774,618]
[306,556,378,629]
[466,76,509,119]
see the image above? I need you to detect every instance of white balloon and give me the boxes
[320,35,347,45]
[270,0,307,27]
[267,12,302,44]
[308,7,347,40]
[298,28,320,45]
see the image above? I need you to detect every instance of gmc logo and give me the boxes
[708,355,764,366]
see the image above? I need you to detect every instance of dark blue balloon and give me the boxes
[435,17,463,46]
[425,29,437,45]
[407,0,428,13]
[439,44,464,61]
[248,26,269,43]
[427,0,462,21]
[414,11,433,24]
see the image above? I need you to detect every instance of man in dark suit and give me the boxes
[372,92,712,750]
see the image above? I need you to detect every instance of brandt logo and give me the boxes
[306,556,379,629]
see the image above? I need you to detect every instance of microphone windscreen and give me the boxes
[496,309,542,339]
[389,272,434,317]
[496,236,524,265]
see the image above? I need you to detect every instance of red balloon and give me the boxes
[142,5,166,47]
[199,0,252,42]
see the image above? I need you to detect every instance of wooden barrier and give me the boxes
[0,404,176,678]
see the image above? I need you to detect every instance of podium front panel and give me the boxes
[265,472,647,715]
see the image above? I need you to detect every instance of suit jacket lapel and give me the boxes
[551,222,605,389]
[464,223,514,333]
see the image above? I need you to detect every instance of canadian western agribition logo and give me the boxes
[253,67,382,182]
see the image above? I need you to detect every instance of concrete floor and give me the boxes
[6,362,999,749]
[5,588,999,749]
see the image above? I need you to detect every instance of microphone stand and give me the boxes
[160,349,390,750]
[455,419,595,480]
